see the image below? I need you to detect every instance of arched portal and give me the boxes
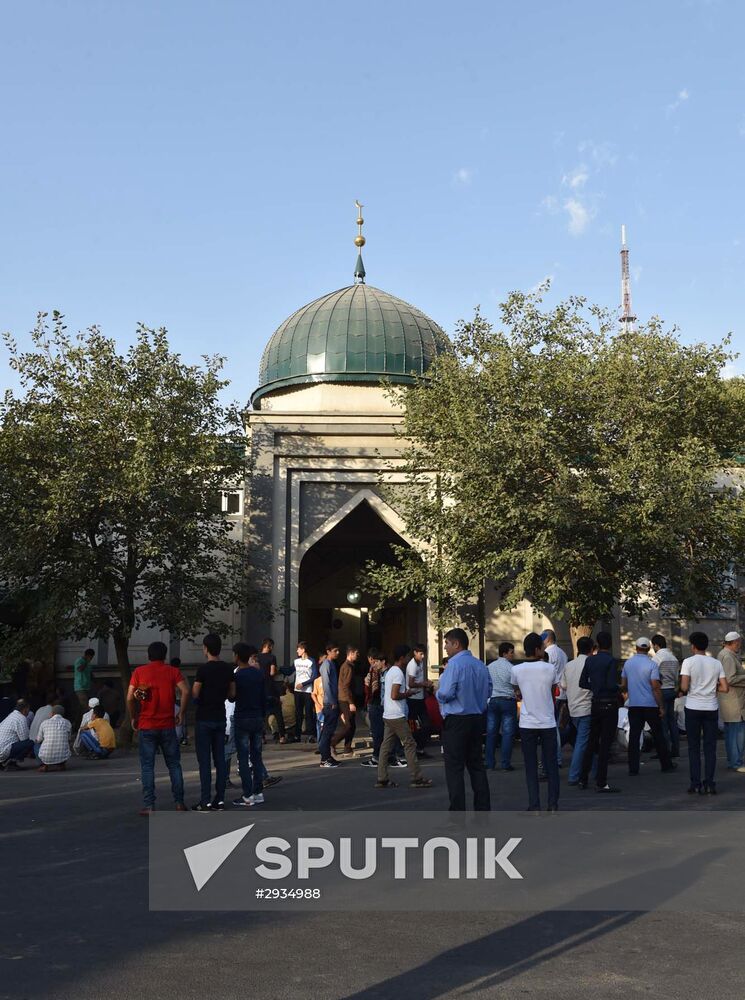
[298,499,427,659]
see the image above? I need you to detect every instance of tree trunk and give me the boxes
[114,633,134,749]
[569,623,593,657]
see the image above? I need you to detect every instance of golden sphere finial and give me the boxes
[354,235,366,248]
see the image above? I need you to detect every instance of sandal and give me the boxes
[410,778,433,788]
[375,780,398,788]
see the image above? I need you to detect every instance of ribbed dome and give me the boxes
[252,283,450,405]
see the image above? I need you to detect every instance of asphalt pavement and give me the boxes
[1,738,744,1000]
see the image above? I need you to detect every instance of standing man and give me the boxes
[332,645,359,756]
[436,628,491,811]
[511,634,560,812]
[293,641,317,743]
[0,699,33,770]
[128,642,190,816]
[232,642,268,807]
[361,649,386,768]
[191,633,235,811]
[541,629,567,769]
[485,642,517,771]
[376,645,432,790]
[621,637,675,777]
[257,638,286,743]
[406,643,431,755]
[561,636,594,786]
[73,649,95,723]
[318,643,341,768]
[578,631,621,793]
[717,631,745,771]
[682,631,728,794]
[651,635,681,758]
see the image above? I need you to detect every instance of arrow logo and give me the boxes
[183,824,254,891]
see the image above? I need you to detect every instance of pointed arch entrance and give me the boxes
[296,495,427,660]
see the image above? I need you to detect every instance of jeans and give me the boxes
[195,719,228,805]
[568,714,592,783]
[441,714,491,811]
[377,716,425,785]
[686,708,719,788]
[661,688,680,756]
[316,710,324,743]
[294,691,315,738]
[485,697,517,769]
[368,703,384,759]
[80,730,111,758]
[628,706,671,774]
[235,714,265,796]
[723,720,745,769]
[318,705,339,761]
[138,728,184,808]
[521,727,559,810]
[581,700,618,788]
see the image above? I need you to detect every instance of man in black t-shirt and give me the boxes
[191,633,235,810]
[257,638,286,742]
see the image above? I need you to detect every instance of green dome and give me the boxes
[252,283,450,405]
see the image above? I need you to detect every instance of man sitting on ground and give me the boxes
[79,705,116,758]
[36,705,72,771]
[73,697,110,753]
[0,699,33,770]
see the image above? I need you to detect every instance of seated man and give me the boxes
[0,699,33,770]
[73,697,110,753]
[36,705,73,771]
[79,705,116,758]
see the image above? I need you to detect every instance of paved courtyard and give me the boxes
[2,739,745,999]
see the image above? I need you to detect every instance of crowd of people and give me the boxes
[0,625,742,815]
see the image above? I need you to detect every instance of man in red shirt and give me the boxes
[127,641,190,816]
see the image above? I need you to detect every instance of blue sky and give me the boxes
[2,0,744,403]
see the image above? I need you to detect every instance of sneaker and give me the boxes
[359,758,378,767]
[264,775,283,788]
[233,796,253,807]
[191,803,211,812]
[251,793,265,804]
[320,759,340,768]
[209,799,225,811]
[390,759,408,768]
[596,784,621,793]
[179,739,189,746]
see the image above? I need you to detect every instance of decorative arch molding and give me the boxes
[297,487,413,563]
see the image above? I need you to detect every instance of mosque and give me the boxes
[58,210,741,674]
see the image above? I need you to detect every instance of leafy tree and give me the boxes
[0,312,250,689]
[365,291,745,650]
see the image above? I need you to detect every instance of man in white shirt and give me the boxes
[36,705,73,771]
[681,631,728,794]
[405,643,431,754]
[73,697,110,752]
[561,636,593,785]
[0,699,33,769]
[375,645,432,790]
[652,635,681,758]
[512,633,561,812]
[293,641,317,743]
[542,629,568,769]
[29,691,58,742]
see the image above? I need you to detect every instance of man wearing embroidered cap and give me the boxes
[717,632,745,771]
[621,637,675,777]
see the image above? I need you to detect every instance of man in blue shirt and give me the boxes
[231,642,268,807]
[485,642,517,771]
[621,637,674,777]
[436,628,492,811]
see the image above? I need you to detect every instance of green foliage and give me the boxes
[364,291,745,630]
[0,312,251,674]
